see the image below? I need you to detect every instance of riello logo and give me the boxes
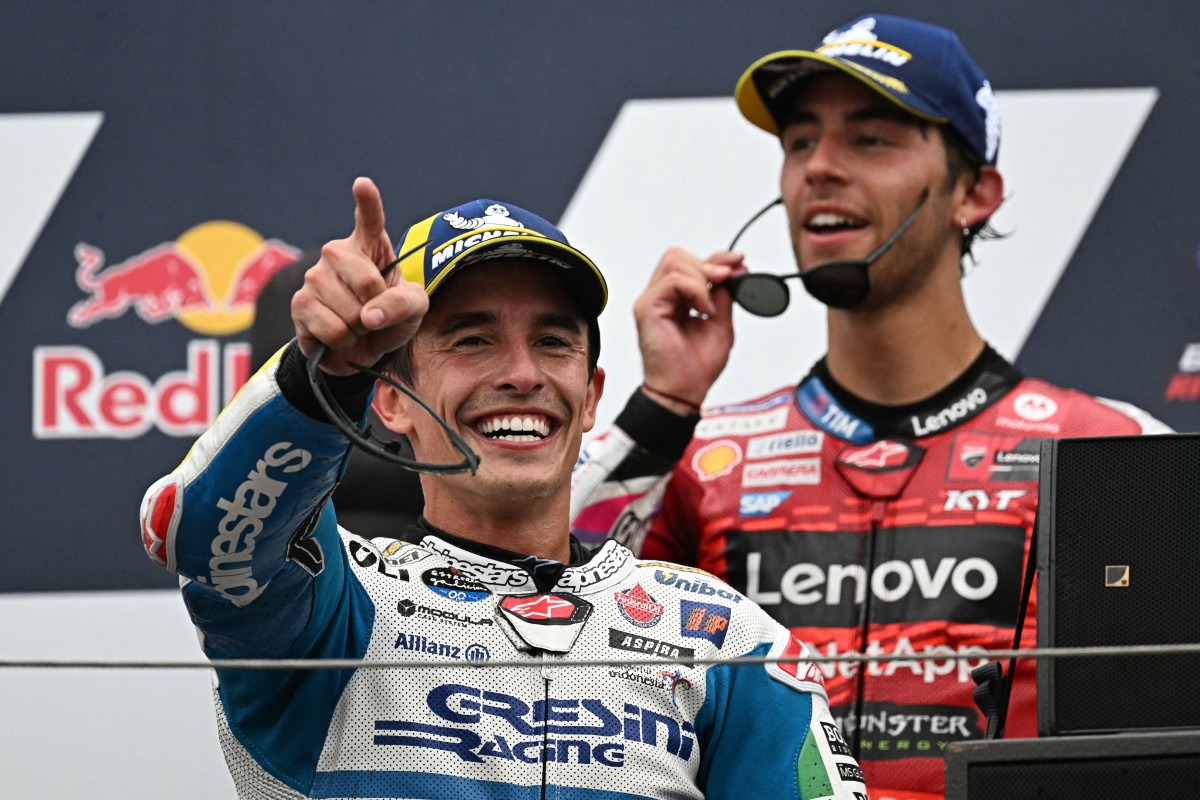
[33,339,250,438]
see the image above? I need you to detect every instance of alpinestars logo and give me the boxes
[198,442,310,606]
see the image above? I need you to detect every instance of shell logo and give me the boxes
[691,439,743,481]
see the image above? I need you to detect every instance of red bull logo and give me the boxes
[40,222,300,439]
[34,339,249,438]
[68,220,300,335]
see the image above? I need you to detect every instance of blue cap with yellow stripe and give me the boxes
[391,199,608,319]
[734,14,1001,166]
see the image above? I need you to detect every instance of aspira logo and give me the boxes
[374,683,695,767]
[745,552,998,607]
[194,442,310,605]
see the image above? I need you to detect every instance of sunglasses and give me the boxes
[725,189,930,314]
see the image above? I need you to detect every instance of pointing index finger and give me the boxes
[351,176,389,257]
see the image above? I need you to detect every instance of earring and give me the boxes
[960,216,970,236]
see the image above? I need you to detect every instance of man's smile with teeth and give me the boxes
[807,212,865,231]
[477,415,552,441]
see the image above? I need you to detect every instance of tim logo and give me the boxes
[679,600,731,648]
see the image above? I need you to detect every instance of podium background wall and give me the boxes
[2,3,1199,796]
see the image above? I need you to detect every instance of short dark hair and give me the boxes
[938,124,1005,263]
[386,317,601,386]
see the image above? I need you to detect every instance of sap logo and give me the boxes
[199,442,310,605]
[745,552,999,606]
[374,683,696,765]
[910,387,989,436]
[943,489,1027,512]
[739,491,791,517]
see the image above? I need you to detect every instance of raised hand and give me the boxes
[292,177,430,375]
[633,248,744,415]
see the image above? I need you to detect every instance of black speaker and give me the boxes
[945,733,1200,799]
[1036,433,1200,736]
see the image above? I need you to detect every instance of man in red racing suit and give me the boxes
[572,350,1167,799]
[569,12,1170,800]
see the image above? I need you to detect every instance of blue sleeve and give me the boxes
[140,351,364,658]
[695,641,866,800]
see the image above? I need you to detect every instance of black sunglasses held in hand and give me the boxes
[725,189,930,315]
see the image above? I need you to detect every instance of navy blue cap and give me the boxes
[392,199,608,319]
[735,14,1001,165]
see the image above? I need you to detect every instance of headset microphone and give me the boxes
[729,188,931,315]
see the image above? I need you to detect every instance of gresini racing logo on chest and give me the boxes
[375,683,696,766]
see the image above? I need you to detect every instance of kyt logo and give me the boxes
[943,489,1027,512]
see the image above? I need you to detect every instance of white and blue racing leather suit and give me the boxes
[139,343,868,799]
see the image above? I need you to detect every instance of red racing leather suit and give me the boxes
[571,346,1169,800]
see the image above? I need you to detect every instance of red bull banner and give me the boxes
[36,222,300,439]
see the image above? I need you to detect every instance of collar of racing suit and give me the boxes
[400,516,595,593]
[804,342,1023,440]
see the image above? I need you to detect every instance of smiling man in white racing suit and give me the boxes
[139,179,867,799]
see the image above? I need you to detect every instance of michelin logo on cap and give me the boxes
[431,204,534,271]
[443,204,524,231]
[818,18,911,68]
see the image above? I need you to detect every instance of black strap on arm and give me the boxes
[971,511,1038,739]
